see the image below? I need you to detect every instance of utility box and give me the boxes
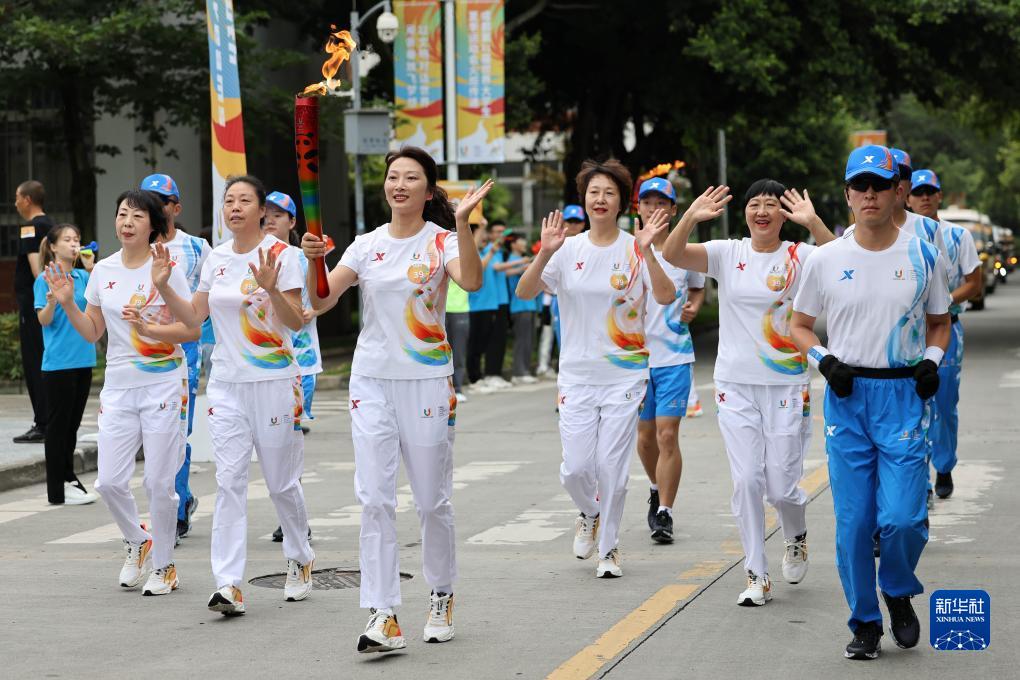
[344,108,391,155]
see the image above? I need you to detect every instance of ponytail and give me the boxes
[424,184,456,230]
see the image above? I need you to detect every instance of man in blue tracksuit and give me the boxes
[906,169,981,497]
[791,145,951,660]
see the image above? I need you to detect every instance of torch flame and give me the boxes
[300,25,357,96]
[638,160,686,182]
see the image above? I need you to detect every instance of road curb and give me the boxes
[0,443,100,493]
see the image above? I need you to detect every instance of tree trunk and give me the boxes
[59,74,96,239]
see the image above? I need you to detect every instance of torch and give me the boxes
[295,26,357,299]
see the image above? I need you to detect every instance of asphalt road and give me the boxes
[1,283,1017,679]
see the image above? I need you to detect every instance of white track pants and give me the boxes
[558,378,646,558]
[208,377,313,588]
[715,380,810,577]
[350,374,457,610]
[95,379,187,569]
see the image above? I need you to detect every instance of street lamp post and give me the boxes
[350,1,397,237]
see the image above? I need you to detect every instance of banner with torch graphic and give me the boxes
[296,27,357,299]
[206,0,248,246]
[394,0,445,160]
[455,0,505,163]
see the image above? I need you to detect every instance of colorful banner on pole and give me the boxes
[394,1,445,161]
[455,0,505,163]
[206,0,248,246]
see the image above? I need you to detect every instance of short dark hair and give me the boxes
[17,180,45,207]
[224,175,267,206]
[576,159,633,213]
[743,179,787,206]
[115,189,168,243]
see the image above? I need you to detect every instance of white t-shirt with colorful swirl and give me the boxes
[339,222,461,379]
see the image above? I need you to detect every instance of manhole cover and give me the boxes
[249,568,413,590]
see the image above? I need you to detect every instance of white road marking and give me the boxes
[998,370,1020,388]
[308,461,527,529]
[466,493,577,545]
[928,460,1003,545]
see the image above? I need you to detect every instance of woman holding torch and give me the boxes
[153,175,315,615]
[301,147,485,654]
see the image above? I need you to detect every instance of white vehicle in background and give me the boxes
[938,206,1002,310]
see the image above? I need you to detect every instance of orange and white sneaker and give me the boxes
[207,585,246,615]
[737,571,772,606]
[284,558,314,602]
[686,400,704,418]
[142,564,179,596]
[119,537,153,588]
[358,609,407,654]
[424,591,455,643]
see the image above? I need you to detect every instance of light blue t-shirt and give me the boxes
[492,249,510,306]
[468,243,500,312]
[33,269,97,371]
[507,253,539,314]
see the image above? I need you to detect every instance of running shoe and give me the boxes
[119,537,153,588]
[845,621,882,660]
[272,526,284,542]
[63,481,98,505]
[358,609,406,653]
[424,591,455,643]
[573,513,599,559]
[737,571,772,606]
[686,400,704,418]
[782,532,809,584]
[596,548,623,578]
[207,585,246,615]
[927,488,934,510]
[512,375,539,385]
[142,564,179,596]
[935,472,954,499]
[882,592,920,648]
[651,509,673,544]
[177,496,199,539]
[646,488,660,530]
[485,375,512,390]
[455,392,467,403]
[284,558,314,602]
[467,381,495,395]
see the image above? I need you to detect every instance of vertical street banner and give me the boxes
[207,0,248,246]
[394,1,445,161]
[455,0,505,163]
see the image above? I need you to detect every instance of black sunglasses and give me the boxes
[157,194,178,205]
[847,175,895,193]
[910,185,939,197]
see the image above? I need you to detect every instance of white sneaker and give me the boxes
[284,558,314,601]
[424,591,455,643]
[485,375,512,390]
[737,571,772,606]
[512,375,539,385]
[686,400,704,418]
[207,585,246,615]
[541,369,558,381]
[455,392,467,403]
[64,481,98,505]
[358,609,407,653]
[119,538,153,588]
[467,381,495,395]
[142,564,179,596]
[782,533,809,584]
[596,548,623,578]
[573,513,599,559]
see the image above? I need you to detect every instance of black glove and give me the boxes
[913,359,940,400]
[819,354,856,398]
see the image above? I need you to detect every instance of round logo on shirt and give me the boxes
[128,286,147,309]
[407,263,430,284]
[766,273,787,291]
[610,273,628,290]
[240,272,259,295]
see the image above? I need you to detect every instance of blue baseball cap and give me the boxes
[845,145,898,182]
[911,169,941,191]
[562,204,585,222]
[890,147,913,178]
[638,177,677,203]
[140,174,180,200]
[266,191,297,217]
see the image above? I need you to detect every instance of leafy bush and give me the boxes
[0,312,23,381]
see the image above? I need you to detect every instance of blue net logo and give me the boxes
[930,589,990,651]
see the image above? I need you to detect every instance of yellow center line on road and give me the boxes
[547,464,831,680]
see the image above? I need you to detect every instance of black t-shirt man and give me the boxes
[15,214,54,305]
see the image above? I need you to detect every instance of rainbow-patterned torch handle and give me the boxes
[294,95,331,299]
